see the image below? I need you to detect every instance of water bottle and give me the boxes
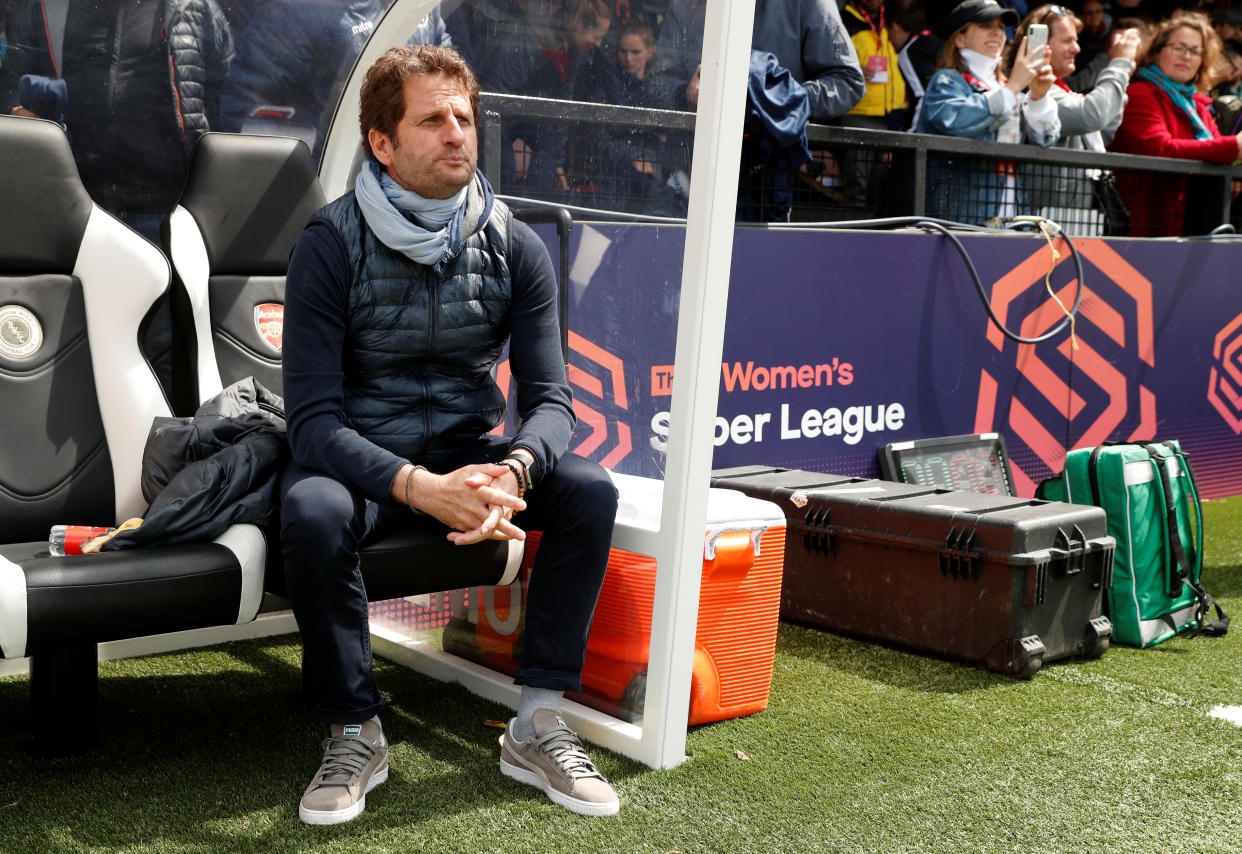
[48,524,114,556]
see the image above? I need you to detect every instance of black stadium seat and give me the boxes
[164,133,325,418]
[165,132,523,605]
[0,116,267,754]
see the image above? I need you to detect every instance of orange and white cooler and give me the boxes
[442,473,787,726]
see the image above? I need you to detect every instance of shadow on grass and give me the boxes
[0,635,645,854]
[1202,497,1242,598]
[1201,562,1242,600]
[775,622,1007,696]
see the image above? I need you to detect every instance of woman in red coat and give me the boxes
[1109,12,1241,236]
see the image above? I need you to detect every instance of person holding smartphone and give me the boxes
[1007,5,1141,233]
[913,0,1060,225]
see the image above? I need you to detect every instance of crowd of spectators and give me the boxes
[4,0,1242,233]
[440,0,1242,230]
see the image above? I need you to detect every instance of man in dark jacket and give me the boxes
[280,44,619,825]
[736,49,813,221]
[658,0,865,118]
[0,0,233,238]
[750,0,864,122]
[220,0,450,160]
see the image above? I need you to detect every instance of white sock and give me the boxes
[513,686,563,742]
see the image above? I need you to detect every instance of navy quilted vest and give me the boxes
[313,189,513,467]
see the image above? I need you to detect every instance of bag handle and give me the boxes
[1086,439,1145,507]
[1169,447,1230,636]
[1143,443,1229,636]
[1143,443,1192,597]
[1176,444,1204,580]
[1086,444,1107,507]
[1186,578,1230,637]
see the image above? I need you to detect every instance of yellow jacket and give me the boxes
[843,3,906,117]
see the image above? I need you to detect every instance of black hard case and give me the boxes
[710,466,1115,677]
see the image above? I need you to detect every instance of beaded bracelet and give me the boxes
[499,459,527,499]
[404,464,426,510]
[507,451,533,492]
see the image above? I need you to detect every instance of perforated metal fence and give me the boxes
[481,92,1242,236]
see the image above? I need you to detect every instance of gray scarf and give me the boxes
[354,158,472,267]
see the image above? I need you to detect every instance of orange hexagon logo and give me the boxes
[973,239,1156,494]
[1208,310,1242,434]
[494,331,632,469]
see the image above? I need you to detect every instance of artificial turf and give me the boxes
[3,496,1242,853]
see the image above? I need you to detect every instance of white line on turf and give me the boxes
[1208,705,1242,727]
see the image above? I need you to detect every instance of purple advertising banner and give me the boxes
[519,225,1242,499]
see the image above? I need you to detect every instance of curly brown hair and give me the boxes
[1138,11,1221,89]
[359,45,480,159]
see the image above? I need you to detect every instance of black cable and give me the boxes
[785,213,1086,450]
[503,203,1086,345]
[497,194,686,224]
[914,218,1087,345]
[757,213,1087,344]
[759,215,996,232]
[1175,224,1242,241]
[1138,223,1242,241]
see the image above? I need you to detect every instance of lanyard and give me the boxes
[961,72,995,92]
[855,4,885,44]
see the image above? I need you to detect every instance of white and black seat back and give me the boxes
[167,132,324,414]
[0,118,271,754]
[0,116,169,541]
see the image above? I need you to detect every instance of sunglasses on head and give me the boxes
[1038,5,1071,23]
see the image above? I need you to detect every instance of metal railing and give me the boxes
[480,91,1242,236]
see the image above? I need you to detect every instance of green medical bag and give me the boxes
[1037,441,1228,647]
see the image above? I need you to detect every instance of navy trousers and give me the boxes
[280,436,618,724]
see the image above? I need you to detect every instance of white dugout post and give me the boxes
[321,0,756,769]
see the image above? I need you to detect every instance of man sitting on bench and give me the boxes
[279,44,620,824]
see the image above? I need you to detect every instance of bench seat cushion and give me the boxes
[0,523,265,658]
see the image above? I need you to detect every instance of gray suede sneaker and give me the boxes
[298,719,389,825]
[499,709,620,816]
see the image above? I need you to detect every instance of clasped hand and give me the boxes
[396,463,527,545]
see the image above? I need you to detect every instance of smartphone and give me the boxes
[1027,23,1049,52]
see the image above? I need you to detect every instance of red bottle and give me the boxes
[48,525,114,556]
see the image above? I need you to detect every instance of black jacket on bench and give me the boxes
[103,378,288,549]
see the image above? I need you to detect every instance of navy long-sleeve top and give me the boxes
[283,215,574,504]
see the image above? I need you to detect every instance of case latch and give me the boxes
[939,526,979,580]
[1047,525,1087,577]
[802,505,832,553]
